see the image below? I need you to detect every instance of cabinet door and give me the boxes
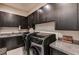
[33,11,39,24]
[0,38,6,48]
[27,10,41,24]
[20,16,28,29]
[27,3,56,24]
[38,10,43,23]
[0,12,4,27]
[77,3,79,30]
[0,11,28,27]
[6,36,24,51]
[27,13,33,27]
[55,4,77,30]
[41,4,56,22]
[0,11,20,27]
[50,48,67,55]
[0,11,8,27]
[8,14,20,27]
[37,4,56,24]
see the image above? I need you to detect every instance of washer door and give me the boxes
[30,46,41,55]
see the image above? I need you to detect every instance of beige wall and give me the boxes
[35,22,79,41]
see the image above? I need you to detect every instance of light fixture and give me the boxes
[37,9,43,13]
[7,13,13,22]
[44,4,51,10]
[8,13,13,18]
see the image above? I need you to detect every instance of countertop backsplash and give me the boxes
[35,21,79,41]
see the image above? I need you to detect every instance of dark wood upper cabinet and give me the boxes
[77,3,79,30]
[0,11,20,27]
[27,3,56,25]
[55,4,77,30]
[38,4,56,23]
[20,16,28,29]
[41,4,56,22]
[27,3,79,30]
[0,11,28,29]
[32,11,39,24]
[27,13,33,26]
[27,11,40,27]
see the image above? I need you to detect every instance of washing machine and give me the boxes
[29,32,56,55]
[23,32,37,55]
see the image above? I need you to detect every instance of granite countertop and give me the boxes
[50,40,79,55]
[0,33,23,38]
[0,31,28,38]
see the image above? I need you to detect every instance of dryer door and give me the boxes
[30,45,41,55]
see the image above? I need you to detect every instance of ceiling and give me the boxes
[0,3,46,17]
[1,3,46,16]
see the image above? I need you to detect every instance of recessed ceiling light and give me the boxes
[44,4,51,10]
[37,9,43,13]
[8,14,13,18]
